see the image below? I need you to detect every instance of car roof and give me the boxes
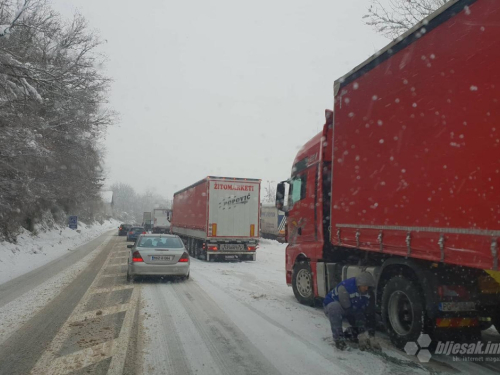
[139,234,178,238]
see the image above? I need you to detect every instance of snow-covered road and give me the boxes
[1,235,499,374]
[139,240,500,375]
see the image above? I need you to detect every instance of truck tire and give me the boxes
[187,238,193,256]
[292,261,315,306]
[193,240,201,259]
[382,276,425,349]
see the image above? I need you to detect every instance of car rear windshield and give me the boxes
[131,227,144,232]
[138,237,183,248]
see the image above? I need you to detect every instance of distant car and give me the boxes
[118,223,132,236]
[127,226,145,242]
[127,234,190,281]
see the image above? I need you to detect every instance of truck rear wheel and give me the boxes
[382,276,426,349]
[292,261,315,306]
[193,240,201,259]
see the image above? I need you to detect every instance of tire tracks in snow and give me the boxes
[192,271,423,375]
[173,280,282,375]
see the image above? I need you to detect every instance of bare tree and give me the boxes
[364,0,450,39]
[263,180,276,204]
[0,0,115,238]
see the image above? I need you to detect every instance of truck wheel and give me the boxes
[187,238,193,256]
[292,261,315,306]
[193,240,200,259]
[382,276,425,349]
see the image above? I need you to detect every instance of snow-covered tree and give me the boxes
[0,0,115,238]
[364,0,450,39]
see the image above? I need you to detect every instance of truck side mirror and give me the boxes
[276,182,285,210]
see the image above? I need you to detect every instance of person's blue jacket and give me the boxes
[324,276,371,311]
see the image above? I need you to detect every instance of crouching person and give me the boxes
[324,272,381,351]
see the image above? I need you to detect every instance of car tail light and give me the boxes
[207,245,218,251]
[129,231,133,235]
[178,252,189,262]
[119,227,123,230]
[142,231,146,234]
[247,245,257,251]
[132,251,144,262]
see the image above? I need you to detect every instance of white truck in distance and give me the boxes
[152,208,171,234]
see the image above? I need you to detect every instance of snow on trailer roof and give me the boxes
[334,0,470,94]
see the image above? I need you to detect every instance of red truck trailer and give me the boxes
[171,176,261,261]
[277,0,500,348]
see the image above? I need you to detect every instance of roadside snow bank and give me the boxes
[0,219,120,284]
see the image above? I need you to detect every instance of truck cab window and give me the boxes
[289,174,307,205]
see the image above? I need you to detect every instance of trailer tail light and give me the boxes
[212,223,217,236]
[207,245,218,251]
[437,285,470,299]
[250,224,255,237]
[247,245,257,251]
[178,252,189,262]
[436,317,478,328]
[132,251,144,262]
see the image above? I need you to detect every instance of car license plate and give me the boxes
[438,302,476,312]
[220,244,244,251]
[224,255,239,260]
[151,255,173,261]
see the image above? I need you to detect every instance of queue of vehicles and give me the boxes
[121,0,500,348]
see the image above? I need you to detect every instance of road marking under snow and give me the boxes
[30,239,139,375]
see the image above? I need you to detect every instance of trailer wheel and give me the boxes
[189,238,195,256]
[382,276,425,349]
[292,261,315,306]
[194,240,201,259]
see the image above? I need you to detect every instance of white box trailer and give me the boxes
[171,176,261,261]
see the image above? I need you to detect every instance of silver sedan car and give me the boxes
[127,234,190,281]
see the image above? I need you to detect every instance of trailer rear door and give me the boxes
[208,179,260,238]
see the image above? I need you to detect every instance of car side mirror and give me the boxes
[127,245,133,248]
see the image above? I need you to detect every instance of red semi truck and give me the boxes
[171,176,261,261]
[277,0,500,348]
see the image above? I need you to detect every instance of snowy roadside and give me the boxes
[0,234,113,346]
[0,218,120,285]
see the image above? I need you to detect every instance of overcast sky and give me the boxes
[51,0,388,198]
